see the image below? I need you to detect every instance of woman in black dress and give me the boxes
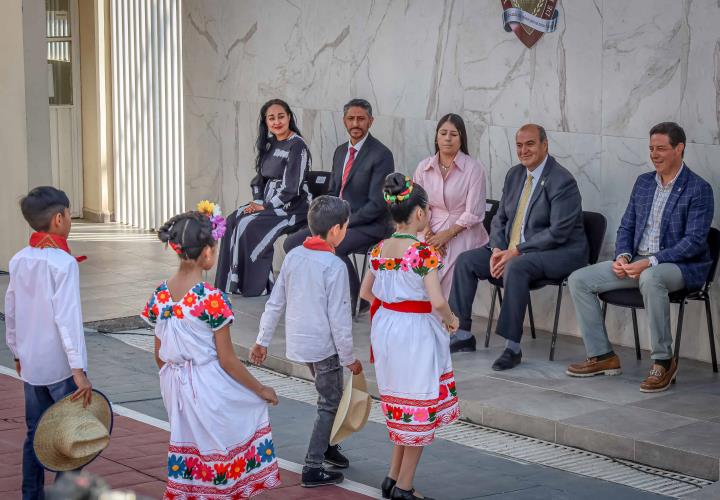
[215,99,311,296]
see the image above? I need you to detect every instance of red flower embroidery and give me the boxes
[141,303,150,317]
[391,407,403,420]
[371,260,380,270]
[185,456,200,473]
[205,293,226,317]
[150,304,159,318]
[227,457,247,480]
[182,293,198,307]
[419,248,431,259]
[190,302,204,318]
[172,304,184,319]
[192,461,214,482]
[156,290,171,304]
[243,446,257,461]
[213,462,230,476]
[439,384,449,401]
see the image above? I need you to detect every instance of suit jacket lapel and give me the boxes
[524,156,553,219]
[635,175,656,249]
[342,134,373,189]
[659,166,688,237]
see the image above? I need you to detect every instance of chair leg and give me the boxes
[631,309,641,360]
[674,300,686,362]
[351,254,361,318]
[498,288,503,306]
[549,285,563,361]
[528,297,537,339]
[705,297,718,373]
[485,287,498,348]
[602,301,607,320]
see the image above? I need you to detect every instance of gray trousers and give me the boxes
[305,354,344,468]
[568,258,685,360]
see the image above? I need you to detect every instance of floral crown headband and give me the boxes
[384,177,414,204]
[167,200,227,256]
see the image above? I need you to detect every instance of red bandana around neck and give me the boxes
[29,232,87,263]
[302,236,335,253]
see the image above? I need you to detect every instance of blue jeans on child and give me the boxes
[23,376,78,500]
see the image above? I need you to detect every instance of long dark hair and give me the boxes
[434,113,469,156]
[255,99,304,173]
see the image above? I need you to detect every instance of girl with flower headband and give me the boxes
[141,202,281,498]
[360,173,460,500]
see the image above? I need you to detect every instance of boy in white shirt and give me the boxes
[251,195,362,488]
[5,187,93,500]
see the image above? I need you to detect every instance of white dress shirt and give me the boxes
[5,247,87,386]
[341,133,369,178]
[518,155,548,243]
[256,246,355,366]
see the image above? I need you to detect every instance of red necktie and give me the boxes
[340,147,357,198]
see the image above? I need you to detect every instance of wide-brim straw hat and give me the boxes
[330,372,372,445]
[33,389,113,472]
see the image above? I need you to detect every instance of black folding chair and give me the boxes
[600,227,719,372]
[306,171,331,199]
[485,211,607,360]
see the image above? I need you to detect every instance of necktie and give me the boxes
[340,147,357,198]
[508,174,534,250]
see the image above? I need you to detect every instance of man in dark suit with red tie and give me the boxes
[284,99,395,311]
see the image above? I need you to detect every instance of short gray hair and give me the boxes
[343,98,373,117]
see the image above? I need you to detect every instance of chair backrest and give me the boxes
[483,199,500,235]
[705,227,720,288]
[582,211,607,265]
[306,171,331,199]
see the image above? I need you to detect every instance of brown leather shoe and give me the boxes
[640,359,678,393]
[566,354,622,377]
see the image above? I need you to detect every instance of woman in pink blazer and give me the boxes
[413,114,489,299]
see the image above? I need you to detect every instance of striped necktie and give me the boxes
[340,147,357,199]
[508,174,534,250]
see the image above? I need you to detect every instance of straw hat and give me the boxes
[330,372,372,445]
[33,389,113,472]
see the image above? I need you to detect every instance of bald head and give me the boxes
[515,124,549,170]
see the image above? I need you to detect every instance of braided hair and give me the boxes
[383,173,428,224]
[157,211,216,260]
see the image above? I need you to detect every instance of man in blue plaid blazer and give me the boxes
[566,122,714,393]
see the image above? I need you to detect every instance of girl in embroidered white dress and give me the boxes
[141,204,281,499]
[360,174,460,500]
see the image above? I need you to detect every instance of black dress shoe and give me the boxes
[492,348,522,371]
[324,444,349,468]
[381,476,397,499]
[301,466,344,487]
[391,486,435,500]
[450,335,477,353]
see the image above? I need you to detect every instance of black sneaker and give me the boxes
[301,466,344,487]
[324,444,350,468]
[492,348,522,371]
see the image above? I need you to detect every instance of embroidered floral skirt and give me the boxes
[380,372,459,446]
[370,306,460,447]
[165,425,280,499]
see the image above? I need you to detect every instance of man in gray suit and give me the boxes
[449,124,588,370]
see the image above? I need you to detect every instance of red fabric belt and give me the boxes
[369,299,433,363]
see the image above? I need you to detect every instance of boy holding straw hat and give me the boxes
[5,187,94,499]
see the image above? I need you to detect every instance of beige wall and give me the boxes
[0,1,32,270]
[79,0,114,222]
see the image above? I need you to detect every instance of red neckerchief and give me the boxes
[302,236,335,253]
[29,232,87,263]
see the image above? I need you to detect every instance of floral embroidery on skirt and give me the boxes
[165,425,280,499]
[380,372,459,446]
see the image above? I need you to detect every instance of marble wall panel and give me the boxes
[182,0,720,362]
[601,0,720,144]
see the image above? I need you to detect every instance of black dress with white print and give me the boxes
[215,134,311,296]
